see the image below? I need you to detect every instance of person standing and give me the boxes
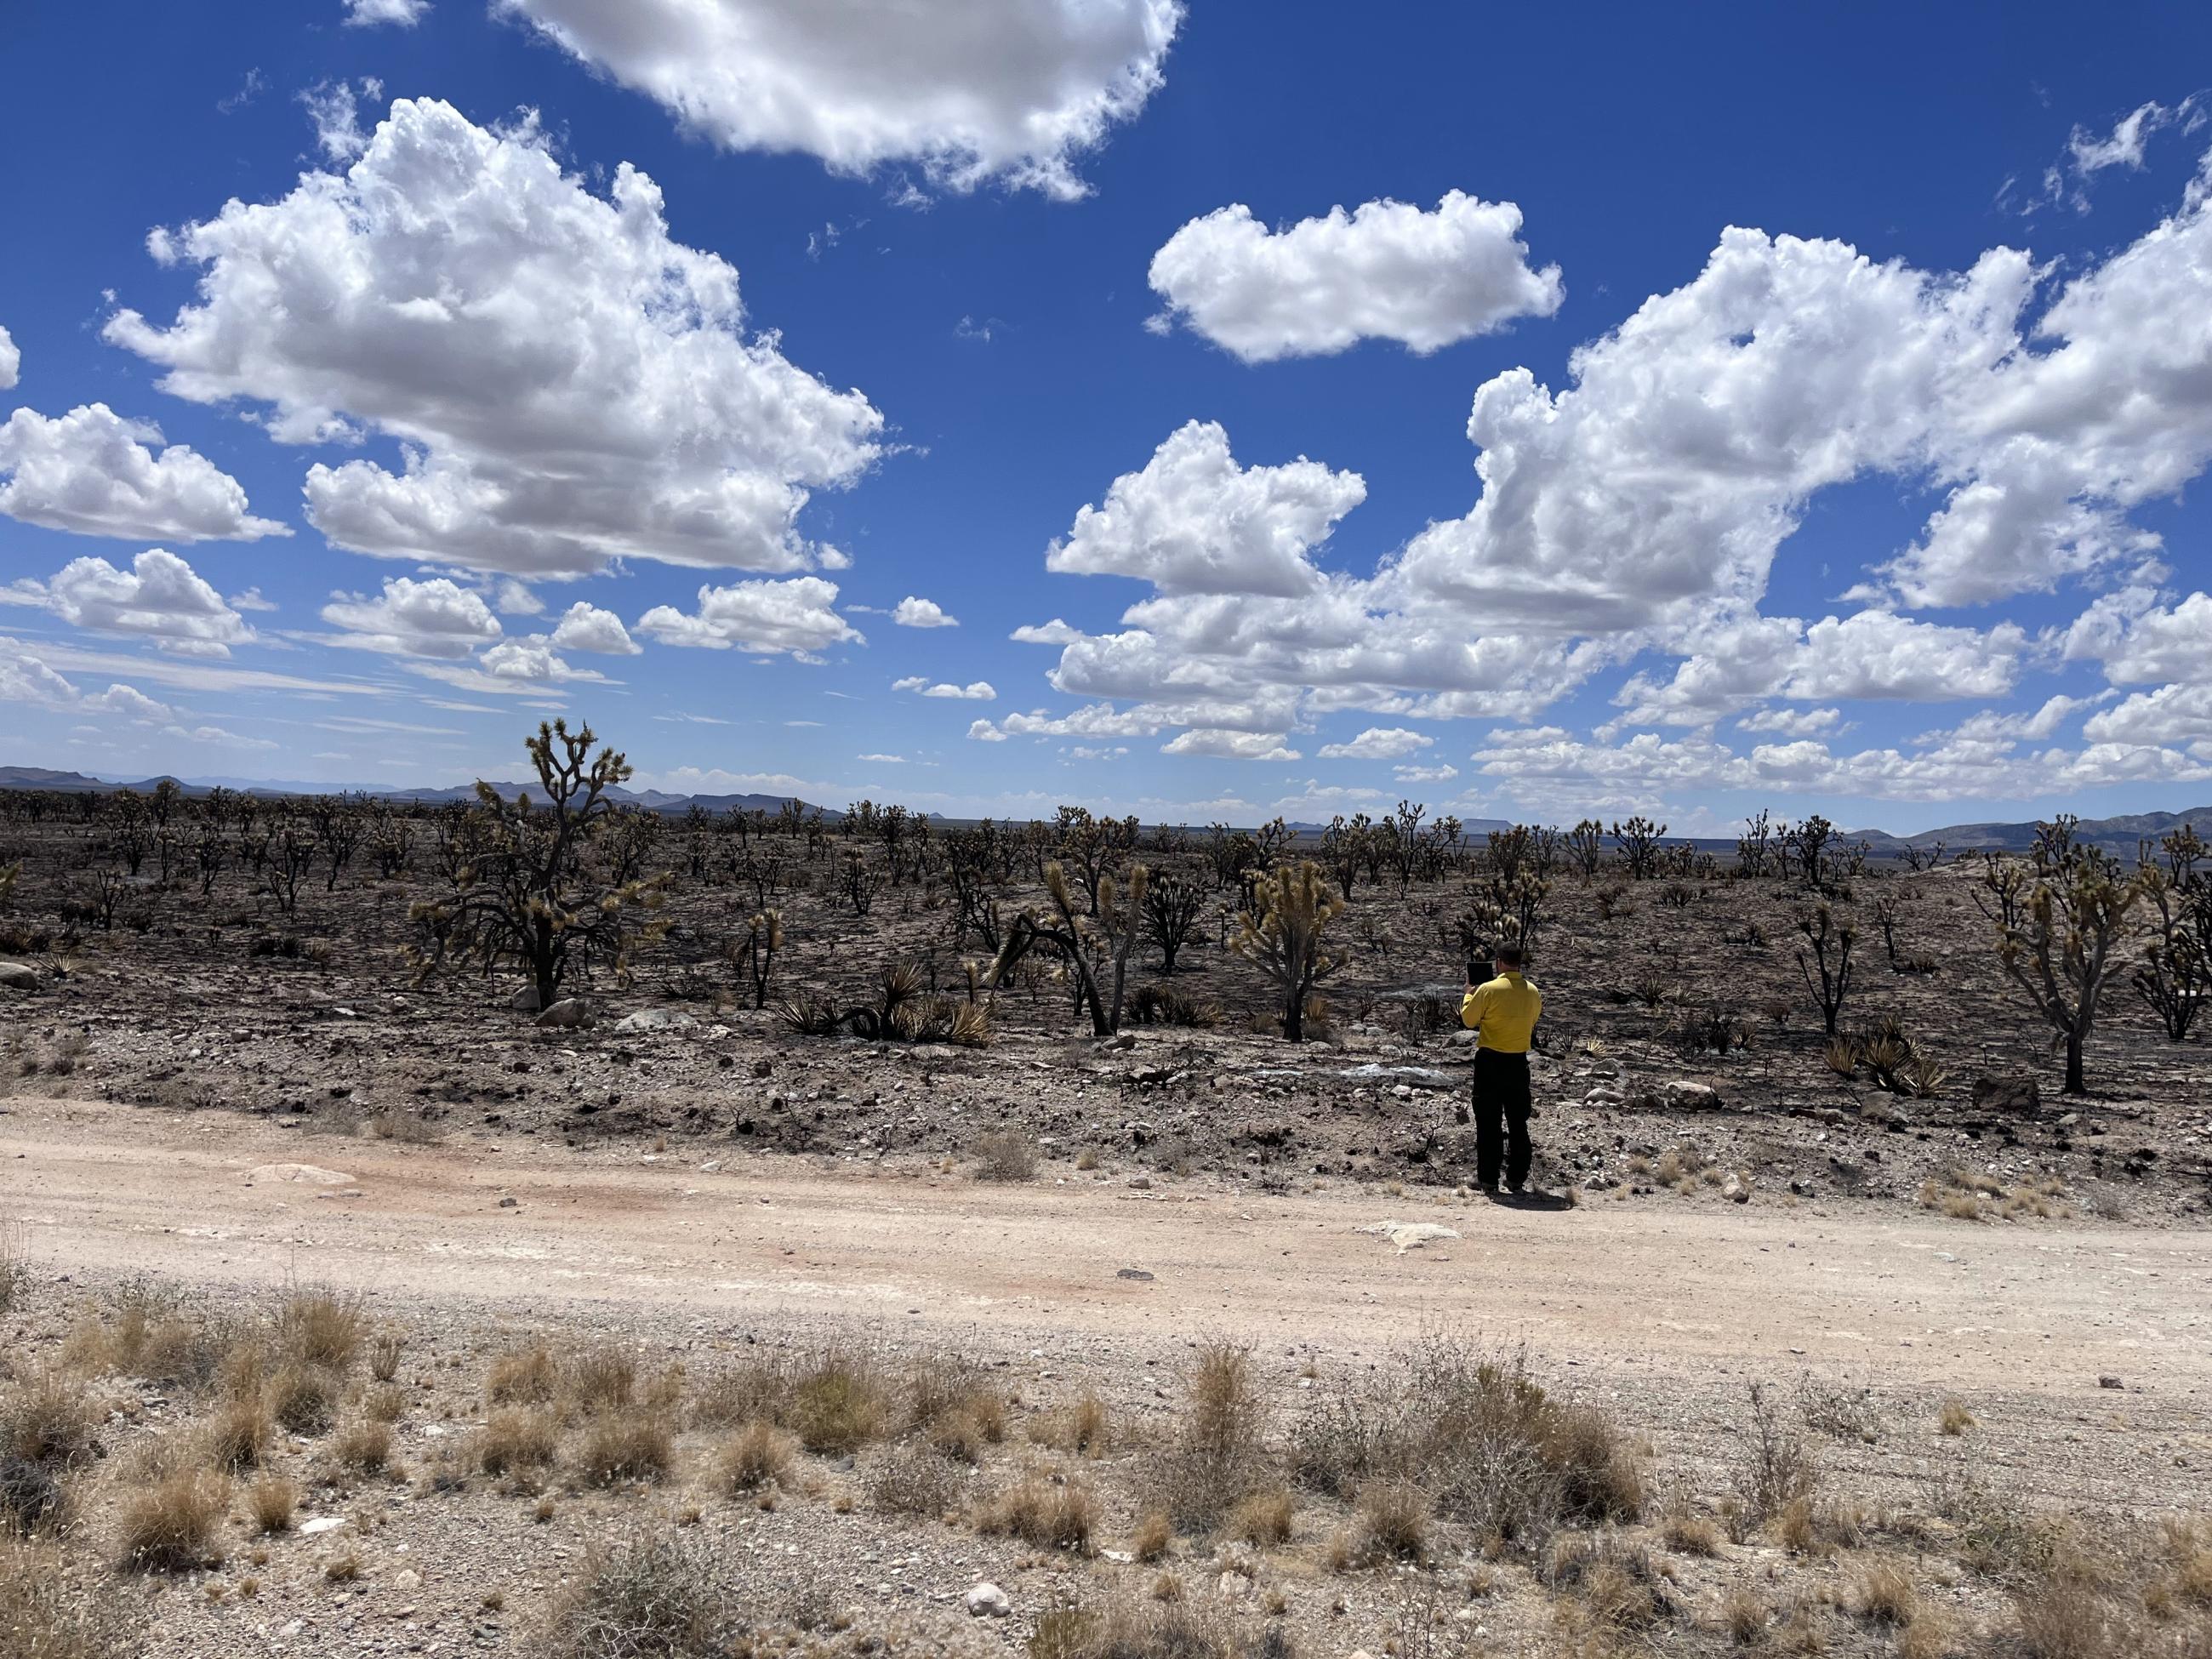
[1460,941,1542,1196]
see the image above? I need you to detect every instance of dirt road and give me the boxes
[5,1094,2205,1408]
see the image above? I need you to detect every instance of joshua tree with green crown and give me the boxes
[1234,860,1345,1042]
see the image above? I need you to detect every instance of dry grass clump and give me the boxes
[2,1371,97,1473]
[1918,1169,2070,1223]
[0,1457,66,1539]
[0,1224,22,1317]
[574,1416,674,1487]
[1032,1392,1112,1457]
[63,1286,230,1391]
[1029,1600,1258,1659]
[1131,1510,1173,1563]
[1853,1558,1920,1627]
[979,1474,1098,1554]
[1545,1531,1673,1630]
[267,1363,339,1434]
[1354,1478,1430,1561]
[333,1418,393,1474]
[0,1537,140,1657]
[862,1441,967,1518]
[1143,1344,1273,1532]
[1721,1587,1770,1646]
[786,1348,892,1455]
[562,1346,637,1416]
[908,1354,1007,1462]
[1227,1486,1295,1548]
[488,1344,557,1405]
[1662,1506,1725,1557]
[476,1407,560,1478]
[1292,1336,1641,1545]
[248,1475,298,1535]
[277,1289,365,1372]
[202,1394,273,1472]
[1937,1398,1976,1436]
[368,1331,405,1384]
[972,1128,1039,1182]
[116,1467,228,1571]
[539,1530,740,1659]
[716,1421,795,1495]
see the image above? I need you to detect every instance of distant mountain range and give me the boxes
[3,764,2207,848]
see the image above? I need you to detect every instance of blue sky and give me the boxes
[2,1,2209,833]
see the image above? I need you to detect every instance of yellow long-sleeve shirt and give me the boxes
[1460,972,1541,1052]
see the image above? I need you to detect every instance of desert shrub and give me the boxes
[574,1417,674,1487]
[1734,1382,1817,1526]
[1798,1378,1882,1444]
[117,1468,227,1571]
[248,1475,298,1535]
[368,1332,404,1384]
[717,1421,795,1495]
[1291,1337,1640,1546]
[0,1538,140,1656]
[277,1289,364,1372]
[539,1531,740,1659]
[1127,983,1220,1028]
[1939,1398,1976,1436]
[1662,1505,1725,1556]
[972,1129,1039,1183]
[1131,1511,1173,1563]
[0,1458,65,1537]
[1143,1345,1272,1532]
[476,1408,560,1478]
[487,1344,557,1405]
[863,1442,967,1517]
[979,1474,1097,1553]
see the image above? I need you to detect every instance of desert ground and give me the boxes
[2,767,2209,1657]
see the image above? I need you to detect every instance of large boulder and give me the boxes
[534,997,594,1029]
[0,961,40,990]
[507,984,543,1013]
[1635,1079,1724,1112]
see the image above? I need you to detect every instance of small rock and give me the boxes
[1722,1173,1749,1203]
[497,1196,518,1209]
[964,1583,1011,1618]
[613,1008,698,1035]
[393,1570,421,1592]
[2099,1375,2123,1390]
[1218,1571,1252,1600]
[1355,1221,1460,1253]
[534,998,594,1029]
[0,961,42,990]
[506,984,543,1013]
[1115,1268,1155,1282]
[299,1516,347,1536]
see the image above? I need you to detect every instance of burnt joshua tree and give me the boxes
[1981,818,2142,1095]
[408,720,664,1008]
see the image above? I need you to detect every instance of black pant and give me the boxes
[1473,1047,1532,1190]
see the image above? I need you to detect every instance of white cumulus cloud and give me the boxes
[0,403,287,542]
[344,0,427,25]
[1,549,257,658]
[321,576,504,659]
[892,596,957,628]
[1315,726,1433,761]
[636,576,859,658]
[893,676,994,699]
[105,97,883,580]
[0,324,17,390]
[493,0,1183,199]
[1046,419,1365,598]
[549,601,641,656]
[1148,191,1562,362]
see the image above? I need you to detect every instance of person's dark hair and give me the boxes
[1497,940,1526,969]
